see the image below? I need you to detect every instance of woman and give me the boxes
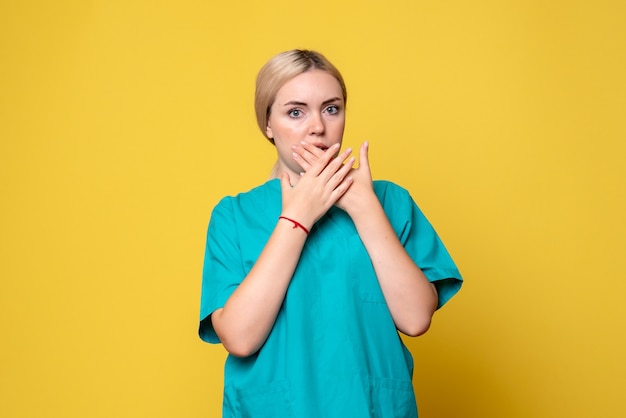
[199,49,463,417]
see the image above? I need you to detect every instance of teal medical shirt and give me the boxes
[199,179,462,418]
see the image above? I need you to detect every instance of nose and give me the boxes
[309,112,325,136]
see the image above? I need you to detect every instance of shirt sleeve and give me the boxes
[378,182,463,309]
[198,197,245,343]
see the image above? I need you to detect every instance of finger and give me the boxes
[292,150,313,172]
[318,147,353,181]
[301,141,344,169]
[321,154,355,193]
[299,141,328,159]
[292,141,324,168]
[329,175,354,202]
[358,141,372,176]
[291,145,316,168]
[329,156,356,187]
[279,172,293,191]
[293,142,338,174]
[305,143,342,176]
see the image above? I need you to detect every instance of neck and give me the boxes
[268,161,301,186]
[268,161,281,180]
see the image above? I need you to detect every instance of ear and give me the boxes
[265,120,273,139]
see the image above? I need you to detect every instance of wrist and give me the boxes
[278,215,311,235]
[346,195,383,223]
[342,190,379,217]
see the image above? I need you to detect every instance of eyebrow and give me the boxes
[281,97,342,107]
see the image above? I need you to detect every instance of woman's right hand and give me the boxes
[279,143,355,230]
[212,144,355,357]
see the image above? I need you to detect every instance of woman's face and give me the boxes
[266,69,345,179]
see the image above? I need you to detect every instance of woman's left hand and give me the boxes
[294,140,438,336]
[292,141,377,216]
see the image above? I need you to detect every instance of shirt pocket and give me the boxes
[231,379,295,418]
[363,375,418,418]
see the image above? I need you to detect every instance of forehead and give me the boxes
[274,70,343,104]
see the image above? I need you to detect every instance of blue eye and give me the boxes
[288,109,303,118]
[325,105,339,115]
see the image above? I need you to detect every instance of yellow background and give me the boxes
[1,1,624,417]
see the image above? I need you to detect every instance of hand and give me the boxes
[280,143,355,229]
[292,141,376,216]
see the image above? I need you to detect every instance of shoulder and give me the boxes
[208,179,281,236]
[372,180,429,224]
[213,179,280,214]
[373,180,413,203]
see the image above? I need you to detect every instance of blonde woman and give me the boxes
[199,49,462,417]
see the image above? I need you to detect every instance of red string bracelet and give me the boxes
[278,216,309,235]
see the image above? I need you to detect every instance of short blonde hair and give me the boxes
[254,50,347,143]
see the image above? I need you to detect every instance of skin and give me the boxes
[211,69,438,357]
[294,141,439,338]
[266,69,348,182]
